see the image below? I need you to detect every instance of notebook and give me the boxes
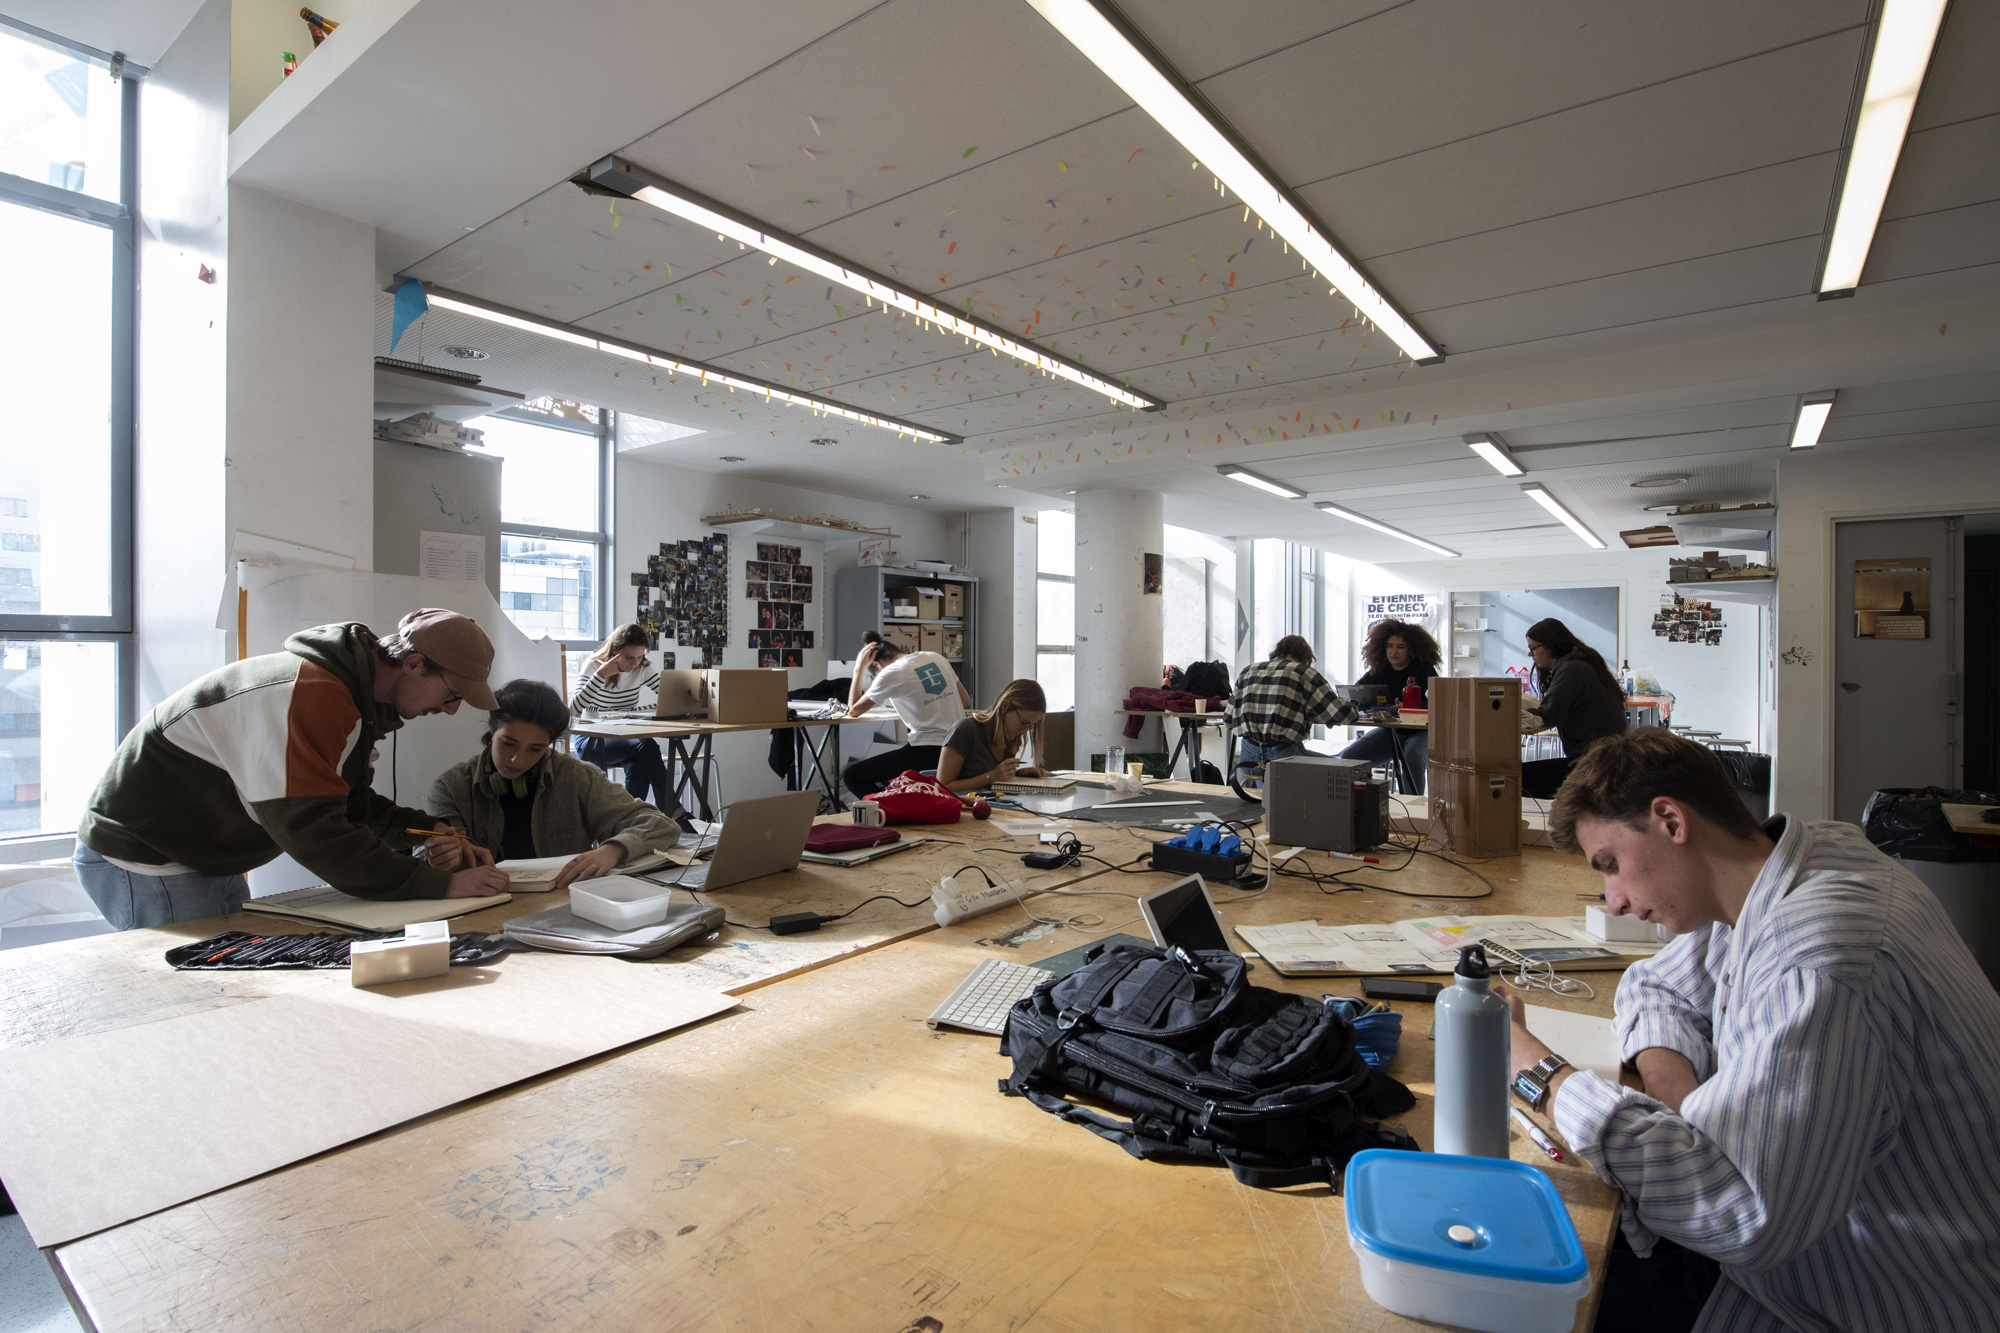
[992,775,1077,794]
[242,885,511,932]
[496,848,689,889]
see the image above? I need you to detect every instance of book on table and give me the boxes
[991,775,1077,794]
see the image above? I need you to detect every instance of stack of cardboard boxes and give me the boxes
[1425,678,1524,857]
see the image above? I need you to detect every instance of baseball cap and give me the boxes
[396,609,499,710]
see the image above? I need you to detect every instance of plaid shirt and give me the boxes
[1223,658,1357,744]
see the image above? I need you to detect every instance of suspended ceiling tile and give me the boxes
[1823,398,2000,443]
[1114,0,1404,82]
[1881,115,2000,221]
[1190,0,1867,186]
[1860,198,2000,286]
[614,0,1128,240]
[1909,0,2000,132]
[1830,369,2000,415]
[1369,154,1835,313]
[1424,236,1821,354]
[1500,397,1798,445]
[1296,30,1864,261]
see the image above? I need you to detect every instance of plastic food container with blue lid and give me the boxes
[1344,1149,1591,1333]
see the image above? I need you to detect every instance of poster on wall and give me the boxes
[1143,553,1162,596]
[1853,557,1930,639]
[1653,592,1724,645]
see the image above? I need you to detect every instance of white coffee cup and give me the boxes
[854,801,884,826]
[1194,699,1207,713]
[1126,762,1145,780]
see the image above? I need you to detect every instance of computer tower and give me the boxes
[1264,756,1388,852]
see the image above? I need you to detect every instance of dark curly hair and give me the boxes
[1361,619,1441,676]
[485,678,571,742]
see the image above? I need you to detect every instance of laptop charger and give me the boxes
[770,911,829,935]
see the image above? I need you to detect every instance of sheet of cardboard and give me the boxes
[241,885,512,930]
[0,954,734,1246]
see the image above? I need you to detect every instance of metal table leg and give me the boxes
[795,723,848,811]
[670,734,718,821]
[1384,727,1416,795]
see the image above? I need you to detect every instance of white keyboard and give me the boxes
[926,958,1049,1035]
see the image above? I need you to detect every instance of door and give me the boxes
[1832,517,1961,823]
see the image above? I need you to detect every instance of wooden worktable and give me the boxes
[20,788,1625,1331]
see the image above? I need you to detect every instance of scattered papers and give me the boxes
[1235,915,1660,977]
[1519,1005,1621,1082]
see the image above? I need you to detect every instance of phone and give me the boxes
[1361,977,1443,1002]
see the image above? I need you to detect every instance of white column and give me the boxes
[1074,489,1163,767]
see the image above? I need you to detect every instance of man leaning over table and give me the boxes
[73,609,512,929]
[1508,727,2000,1332]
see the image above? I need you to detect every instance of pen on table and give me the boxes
[1511,1106,1565,1162]
[1576,893,1605,900]
[1327,850,1381,864]
[408,827,470,840]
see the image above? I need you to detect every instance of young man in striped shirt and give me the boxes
[1511,728,2000,1332]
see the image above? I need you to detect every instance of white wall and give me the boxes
[612,455,948,800]
[1164,524,1236,666]
[1356,547,1763,745]
[135,0,232,711]
[953,508,1035,700]
[1774,438,2000,818]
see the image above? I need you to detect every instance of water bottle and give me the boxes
[1433,944,1510,1158]
[1105,744,1125,776]
[1401,675,1423,710]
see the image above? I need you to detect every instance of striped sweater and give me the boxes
[568,662,661,713]
[76,623,447,899]
[1552,817,2000,1331]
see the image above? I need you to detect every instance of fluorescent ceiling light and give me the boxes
[1313,502,1458,557]
[1025,0,1438,364]
[421,289,954,443]
[587,159,1158,411]
[1217,464,1305,499]
[1789,391,1836,449]
[1520,484,1606,550]
[1464,432,1524,477]
[1820,0,1948,293]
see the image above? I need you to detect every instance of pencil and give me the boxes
[407,827,469,840]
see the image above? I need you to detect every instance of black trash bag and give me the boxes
[1861,787,2000,863]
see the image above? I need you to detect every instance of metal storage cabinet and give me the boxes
[835,566,977,701]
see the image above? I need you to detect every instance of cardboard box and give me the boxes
[941,629,966,660]
[890,600,919,619]
[918,624,944,654]
[884,624,920,654]
[1426,762,1522,858]
[1429,677,1524,769]
[943,585,965,618]
[702,668,790,723]
[912,587,943,620]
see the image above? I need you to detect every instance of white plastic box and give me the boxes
[569,876,675,930]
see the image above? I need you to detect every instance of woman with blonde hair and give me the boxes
[935,679,1048,793]
[567,623,690,826]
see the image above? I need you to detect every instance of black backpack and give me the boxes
[1000,942,1417,1188]
[1183,659,1232,699]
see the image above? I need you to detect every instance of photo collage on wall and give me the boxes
[632,534,730,667]
[1652,591,1724,646]
[748,542,814,667]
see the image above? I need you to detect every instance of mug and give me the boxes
[854,801,885,826]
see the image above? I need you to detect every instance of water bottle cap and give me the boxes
[1455,944,1491,979]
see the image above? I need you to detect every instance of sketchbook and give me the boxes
[495,847,689,889]
[242,885,511,932]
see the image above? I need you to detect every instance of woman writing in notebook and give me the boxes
[426,679,683,890]
[567,623,691,826]
[935,679,1048,794]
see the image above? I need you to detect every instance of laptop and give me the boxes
[1336,681,1396,709]
[800,835,929,867]
[652,669,707,719]
[667,790,820,891]
[1136,874,1232,953]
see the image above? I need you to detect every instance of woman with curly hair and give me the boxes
[1338,618,1442,792]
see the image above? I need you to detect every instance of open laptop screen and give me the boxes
[1138,875,1231,953]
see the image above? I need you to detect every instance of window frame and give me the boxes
[1034,509,1076,657]
[488,404,614,641]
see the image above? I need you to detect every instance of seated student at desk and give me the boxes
[567,623,693,828]
[73,609,511,928]
[841,631,969,797]
[936,679,1046,793]
[1510,728,2000,1332]
[1338,617,1440,793]
[1224,635,1360,774]
[1521,617,1628,798]
[425,679,682,890]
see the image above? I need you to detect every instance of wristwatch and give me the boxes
[1512,1055,1573,1111]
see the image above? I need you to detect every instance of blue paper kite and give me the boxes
[389,279,428,351]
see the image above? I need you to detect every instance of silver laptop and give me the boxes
[1136,874,1232,953]
[671,790,820,891]
[800,834,929,867]
[652,669,707,719]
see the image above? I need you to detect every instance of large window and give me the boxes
[470,405,611,644]
[0,24,134,840]
[1035,509,1075,712]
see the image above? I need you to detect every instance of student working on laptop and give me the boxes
[840,631,970,798]
[935,679,1047,794]
[1224,635,1360,778]
[567,623,693,827]
[425,680,683,891]
[1338,618,1441,793]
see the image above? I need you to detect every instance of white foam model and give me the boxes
[349,920,451,987]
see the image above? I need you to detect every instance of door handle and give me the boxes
[1840,682,1861,693]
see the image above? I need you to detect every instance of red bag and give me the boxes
[804,824,900,853]
[871,771,992,824]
